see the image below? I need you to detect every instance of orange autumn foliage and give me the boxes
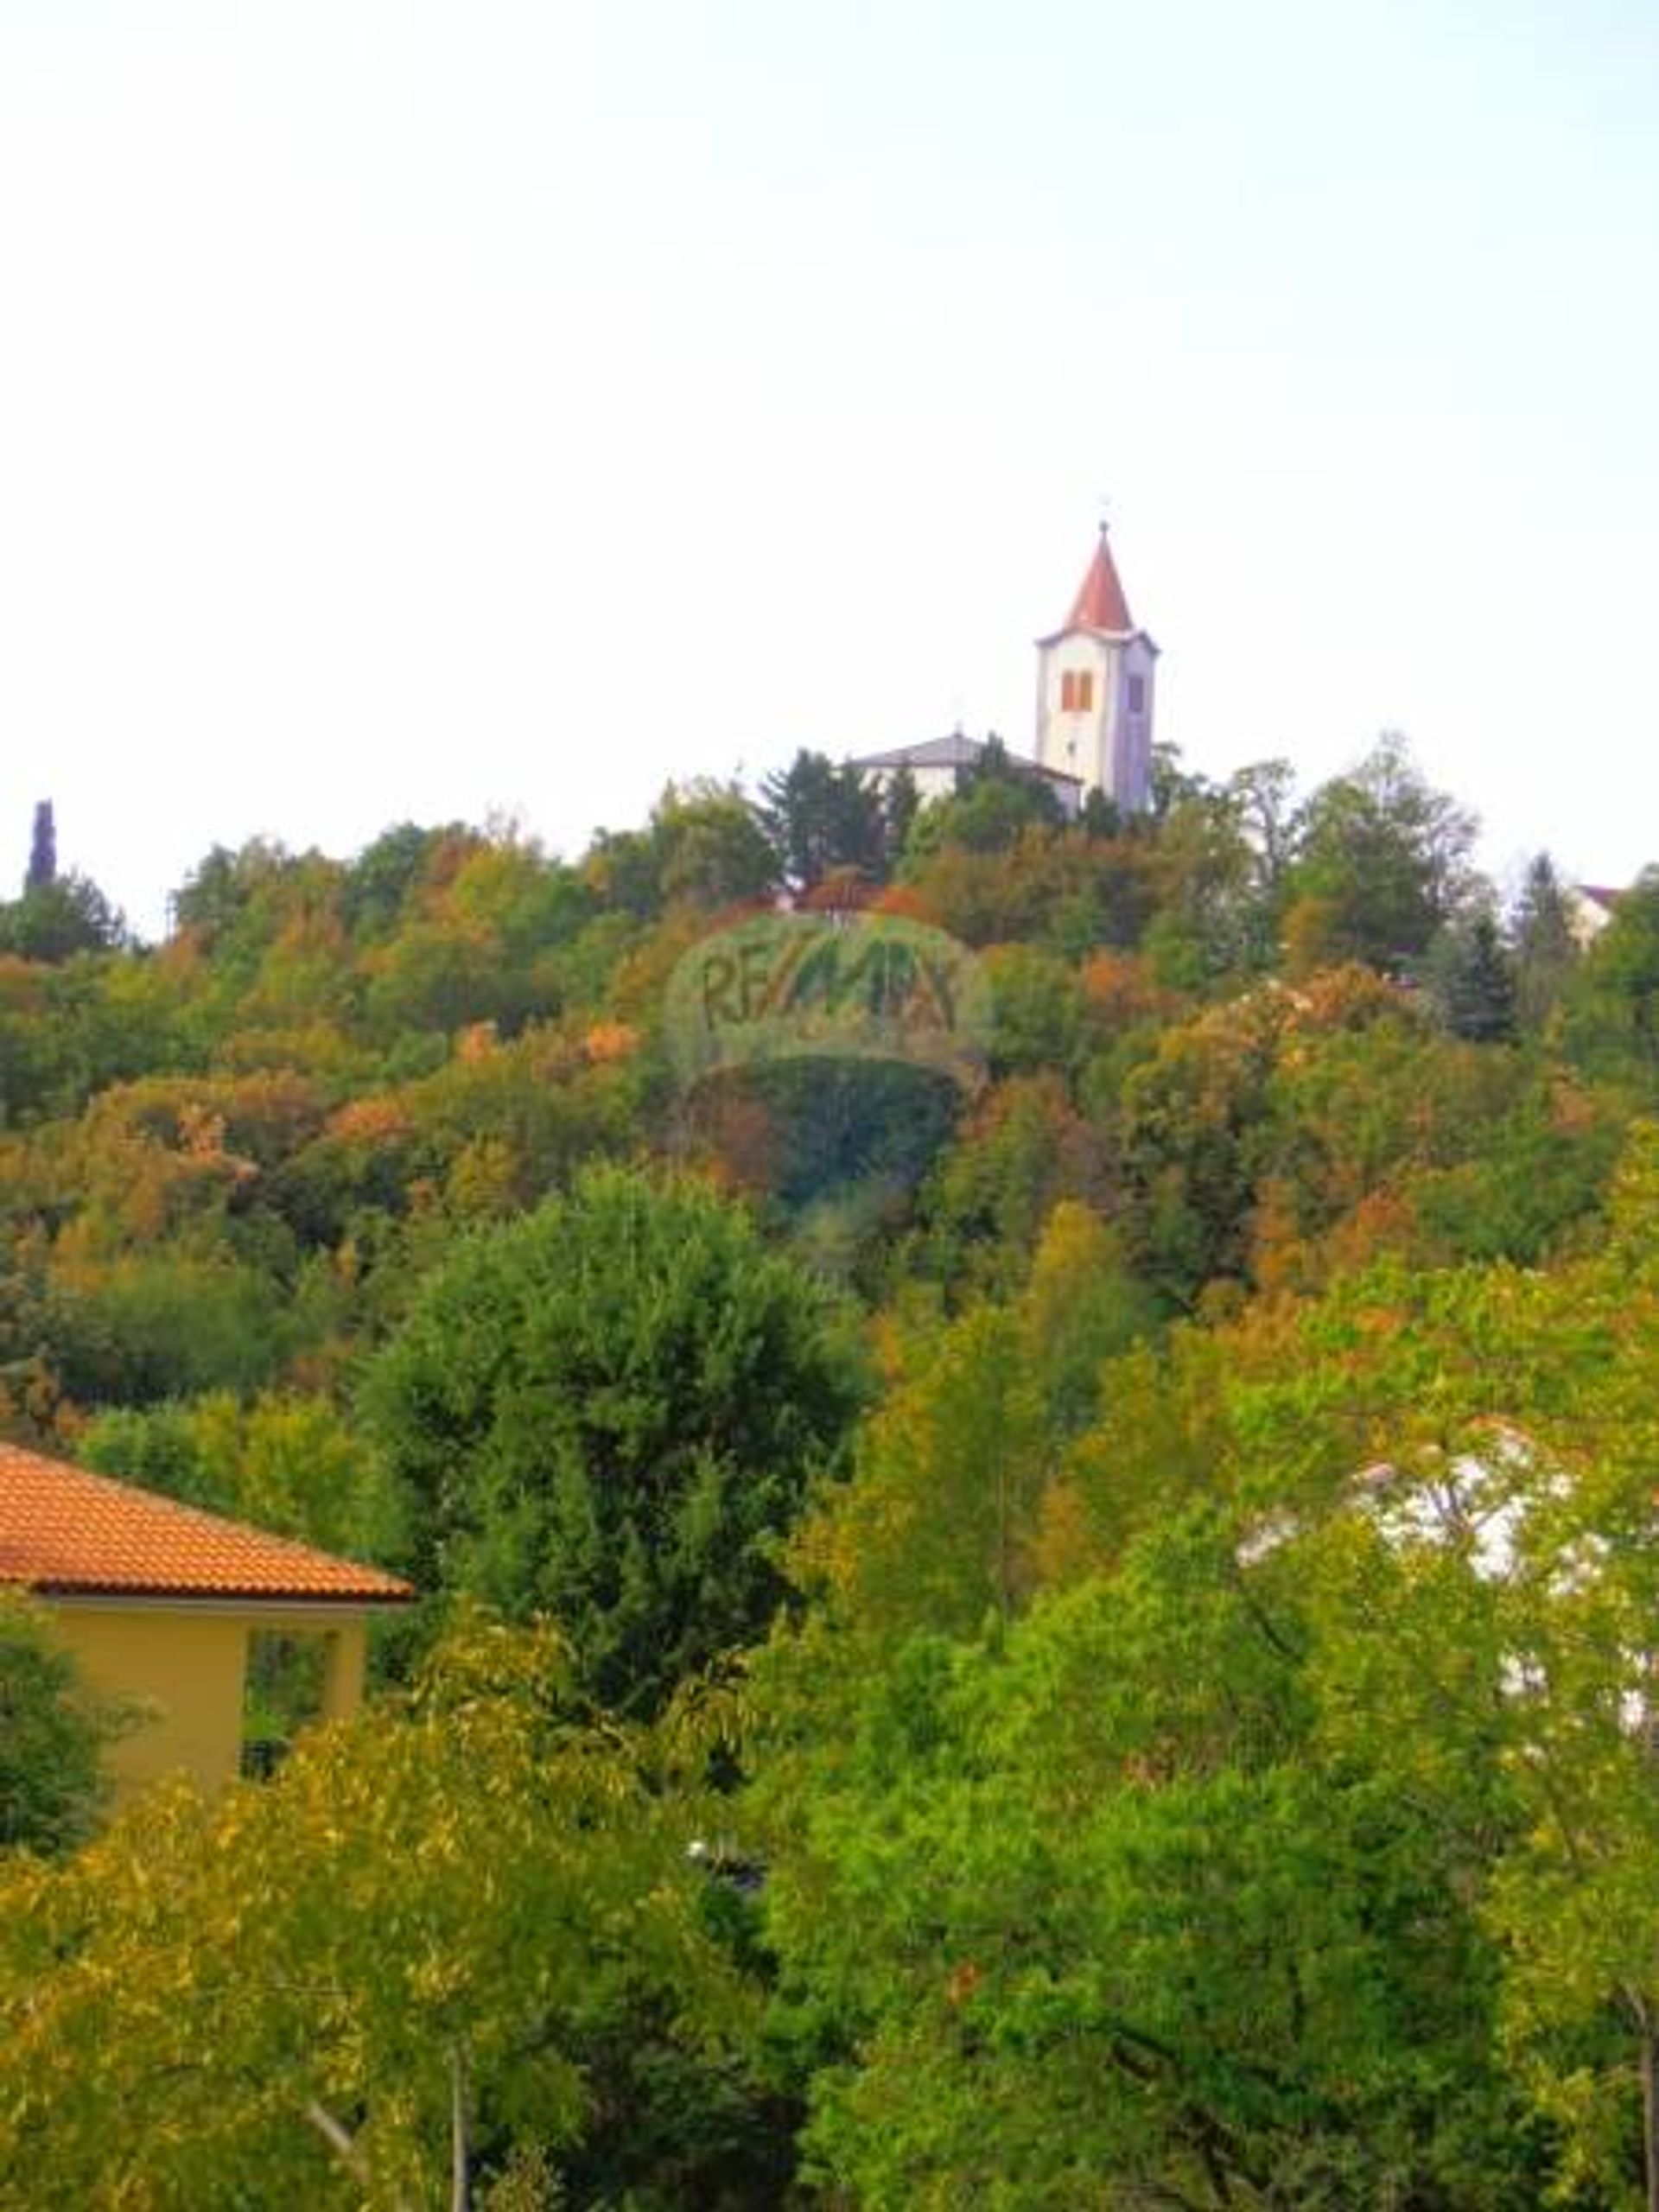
[582,1020,640,1065]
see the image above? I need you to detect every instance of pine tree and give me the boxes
[1428,906,1517,1042]
[1509,850,1578,1032]
[758,750,885,890]
[881,764,920,867]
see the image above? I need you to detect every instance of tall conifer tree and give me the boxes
[24,800,55,893]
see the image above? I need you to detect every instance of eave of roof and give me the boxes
[1034,625,1160,656]
[25,1577,411,1607]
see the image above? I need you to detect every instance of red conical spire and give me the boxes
[1064,523,1134,633]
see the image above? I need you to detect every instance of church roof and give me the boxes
[853,732,990,773]
[849,732,1081,791]
[1054,524,1135,637]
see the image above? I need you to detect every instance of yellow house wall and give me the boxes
[48,1604,372,1799]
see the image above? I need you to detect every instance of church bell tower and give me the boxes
[1033,524,1158,813]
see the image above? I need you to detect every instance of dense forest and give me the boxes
[5,736,1659,2208]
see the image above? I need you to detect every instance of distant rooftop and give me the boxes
[0,1442,412,1606]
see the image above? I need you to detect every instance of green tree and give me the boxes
[361,916,513,1039]
[1052,1129,1659,2206]
[1019,1198,1161,1437]
[983,943,1086,1075]
[1566,868,1659,1085]
[935,776,1061,859]
[81,1391,403,1567]
[0,1619,767,2208]
[1079,785,1123,838]
[904,738,1065,865]
[168,836,296,948]
[791,1302,1051,1645]
[0,872,125,962]
[43,1255,299,1409]
[757,750,886,891]
[1113,987,1287,1300]
[340,820,460,940]
[1143,778,1274,987]
[882,763,921,861]
[754,1510,1533,2209]
[364,1166,865,1712]
[1509,851,1578,1033]
[1285,733,1479,969]
[583,823,664,918]
[1229,755,1297,904]
[653,783,778,912]
[0,1593,118,1856]
[1463,1132,1659,2209]
[1428,906,1518,1042]
[1146,736,1210,821]
[1277,1253,1659,2209]
[912,1072,1108,1298]
[790,1203,1156,1649]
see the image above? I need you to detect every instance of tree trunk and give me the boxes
[450,2043,471,2212]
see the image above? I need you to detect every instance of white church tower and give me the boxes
[1033,524,1158,813]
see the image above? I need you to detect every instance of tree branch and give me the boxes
[303,2100,417,2212]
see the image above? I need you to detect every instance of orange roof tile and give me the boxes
[1063,525,1135,634]
[0,1442,412,1606]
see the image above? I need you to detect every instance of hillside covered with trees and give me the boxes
[6,736,1659,2207]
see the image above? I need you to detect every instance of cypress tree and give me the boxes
[24,800,55,893]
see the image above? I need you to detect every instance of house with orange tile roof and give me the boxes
[0,1440,411,1798]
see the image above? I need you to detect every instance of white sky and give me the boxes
[2,0,1656,935]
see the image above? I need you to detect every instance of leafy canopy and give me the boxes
[365,1165,866,1711]
[0,1593,120,1858]
[0,1618,763,2209]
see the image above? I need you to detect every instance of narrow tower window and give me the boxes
[1060,671,1095,713]
[1127,674,1146,714]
